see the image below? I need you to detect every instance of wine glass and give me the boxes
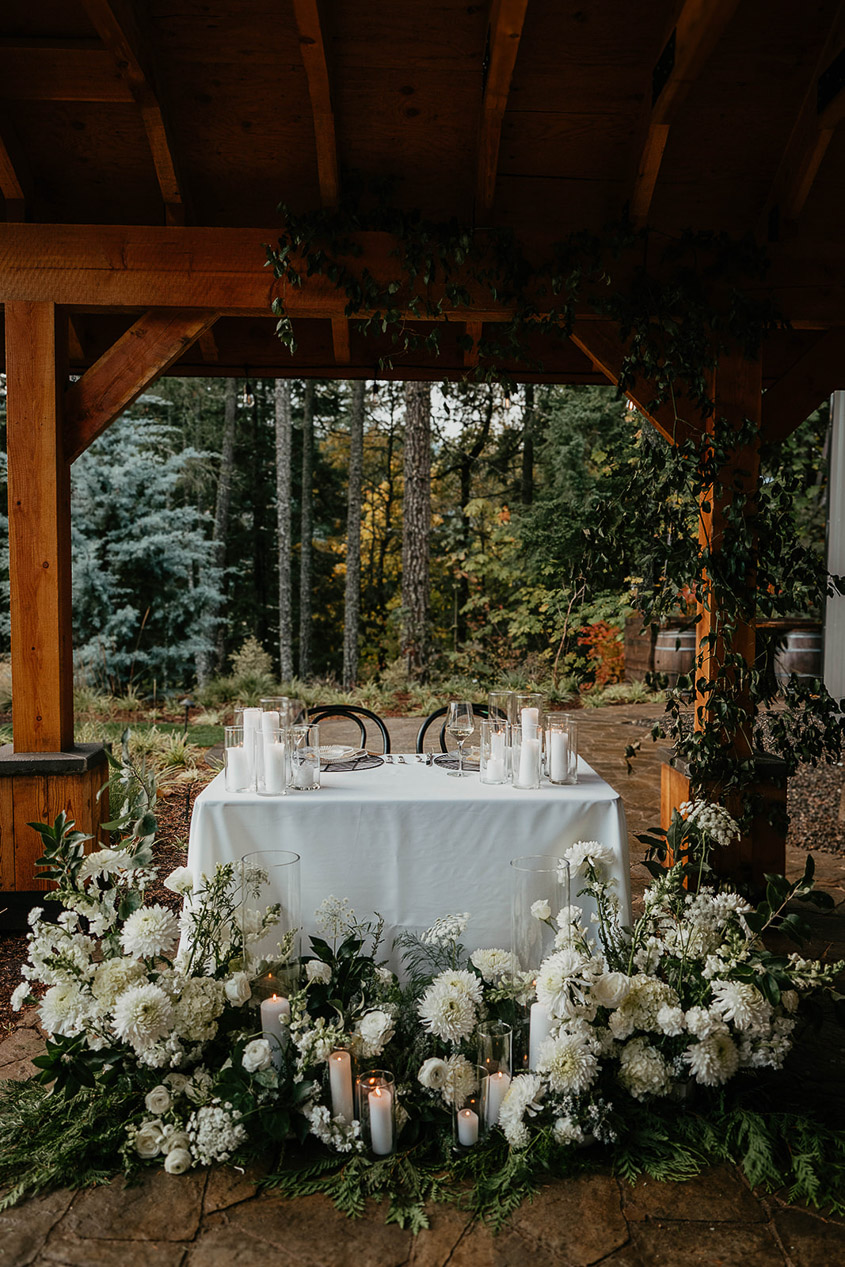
[446,700,475,778]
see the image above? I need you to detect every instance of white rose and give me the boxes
[242,1038,273,1073]
[161,1126,191,1153]
[144,1085,172,1115]
[355,1009,394,1055]
[418,1057,448,1090]
[164,1147,193,1174]
[164,866,194,896]
[134,1121,164,1159]
[164,1073,189,1095]
[591,972,631,1010]
[224,972,252,1006]
[305,959,332,984]
[531,899,552,921]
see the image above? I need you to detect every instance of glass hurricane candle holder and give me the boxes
[260,696,307,727]
[546,712,577,785]
[480,718,509,784]
[452,1065,487,1149]
[511,855,571,976]
[355,1070,395,1156]
[224,726,252,792]
[511,722,541,789]
[487,690,516,727]
[256,726,290,796]
[291,722,320,790]
[238,849,302,986]
[514,692,544,740]
[477,1023,512,1129]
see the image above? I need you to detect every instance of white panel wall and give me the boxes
[825,391,845,703]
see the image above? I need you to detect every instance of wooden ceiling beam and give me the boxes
[197,326,219,364]
[464,321,483,367]
[761,329,845,443]
[64,309,219,462]
[0,110,30,222]
[631,0,739,226]
[80,0,187,225]
[760,3,845,234]
[0,40,134,102]
[291,0,340,207]
[476,0,529,222]
[569,320,701,445]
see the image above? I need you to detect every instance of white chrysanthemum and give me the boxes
[354,1009,395,1058]
[684,1005,723,1041]
[79,848,130,883]
[560,840,615,877]
[112,982,174,1052]
[120,905,180,959]
[684,1029,740,1086]
[535,947,599,1020]
[538,1030,599,1094]
[709,980,770,1032]
[470,948,518,983]
[420,913,470,946]
[91,956,146,1007]
[498,1074,544,1149]
[553,1115,585,1145]
[443,1054,477,1108]
[417,970,483,1044]
[40,982,92,1037]
[617,1037,671,1100]
[656,1004,685,1037]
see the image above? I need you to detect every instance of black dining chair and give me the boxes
[307,704,391,754]
[415,704,490,753]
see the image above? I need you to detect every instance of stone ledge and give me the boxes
[0,742,109,777]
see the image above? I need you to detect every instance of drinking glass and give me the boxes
[446,700,475,778]
[291,722,320,790]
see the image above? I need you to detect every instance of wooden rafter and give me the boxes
[81,0,186,225]
[67,318,86,364]
[476,0,529,222]
[0,39,134,102]
[0,110,29,222]
[759,2,845,233]
[569,321,700,445]
[197,326,219,364]
[290,1,350,364]
[631,0,739,226]
[64,309,219,462]
[464,321,483,368]
[761,329,845,444]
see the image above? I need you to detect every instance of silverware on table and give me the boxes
[398,754,406,763]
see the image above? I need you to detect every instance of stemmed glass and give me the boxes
[446,700,475,778]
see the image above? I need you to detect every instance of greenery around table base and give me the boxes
[2,757,844,1228]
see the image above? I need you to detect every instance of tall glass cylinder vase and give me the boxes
[479,718,509,784]
[545,712,578,785]
[452,1064,487,1149]
[514,692,544,739]
[238,850,301,990]
[511,723,541,789]
[477,1022,512,1128]
[355,1070,396,1156]
[256,727,290,796]
[488,690,515,727]
[510,856,571,977]
[224,726,252,792]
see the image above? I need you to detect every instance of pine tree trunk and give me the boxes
[521,383,535,505]
[298,381,315,678]
[343,381,365,689]
[275,379,294,681]
[206,377,237,679]
[401,381,431,675]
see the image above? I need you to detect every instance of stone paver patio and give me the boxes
[2,704,844,1266]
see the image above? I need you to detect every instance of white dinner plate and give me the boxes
[319,744,364,761]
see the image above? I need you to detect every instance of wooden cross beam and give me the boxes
[759,1,845,235]
[81,0,187,225]
[631,0,739,226]
[761,328,845,443]
[0,39,134,102]
[64,309,220,462]
[0,109,30,222]
[476,0,529,223]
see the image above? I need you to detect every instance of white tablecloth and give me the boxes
[187,756,632,966]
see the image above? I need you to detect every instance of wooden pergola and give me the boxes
[1,0,844,910]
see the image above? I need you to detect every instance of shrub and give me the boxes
[230,636,273,678]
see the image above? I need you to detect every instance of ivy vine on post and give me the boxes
[266,205,844,858]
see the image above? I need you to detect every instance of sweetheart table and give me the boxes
[186,755,632,966]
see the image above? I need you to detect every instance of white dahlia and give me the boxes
[470,948,518,983]
[685,1029,740,1087]
[91,956,146,1007]
[417,969,483,1044]
[120,905,180,959]
[560,840,616,877]
[709,980,770,1032]
[112,982,174,1052]
[498,1074,544,1149]
[538,1030,599,1095]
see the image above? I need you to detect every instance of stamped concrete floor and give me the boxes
[2,704,845,1267]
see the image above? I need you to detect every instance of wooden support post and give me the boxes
[2,301,108,914]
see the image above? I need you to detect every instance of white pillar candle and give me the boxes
[225,745,251,790]
[484,757,506,783]
[491,729,506,760]
[260,994,290,1069]
[329,1050,354,1124]
[264,740,288,794]
[484,1070,511,1126]
[242,707,262,734]
[517,737,540,787]
[457,1107,479,1146]
[368,1085,393,1155]
[528,1001,552,1071]
[549,730,568,783]
[521,706,539,738]
[261,709,280,735]
[294,761,316,789]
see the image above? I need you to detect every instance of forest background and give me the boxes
[0,375,829,715]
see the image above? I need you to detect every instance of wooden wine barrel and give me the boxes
[653,628,696,684]
[774,626,823,684]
